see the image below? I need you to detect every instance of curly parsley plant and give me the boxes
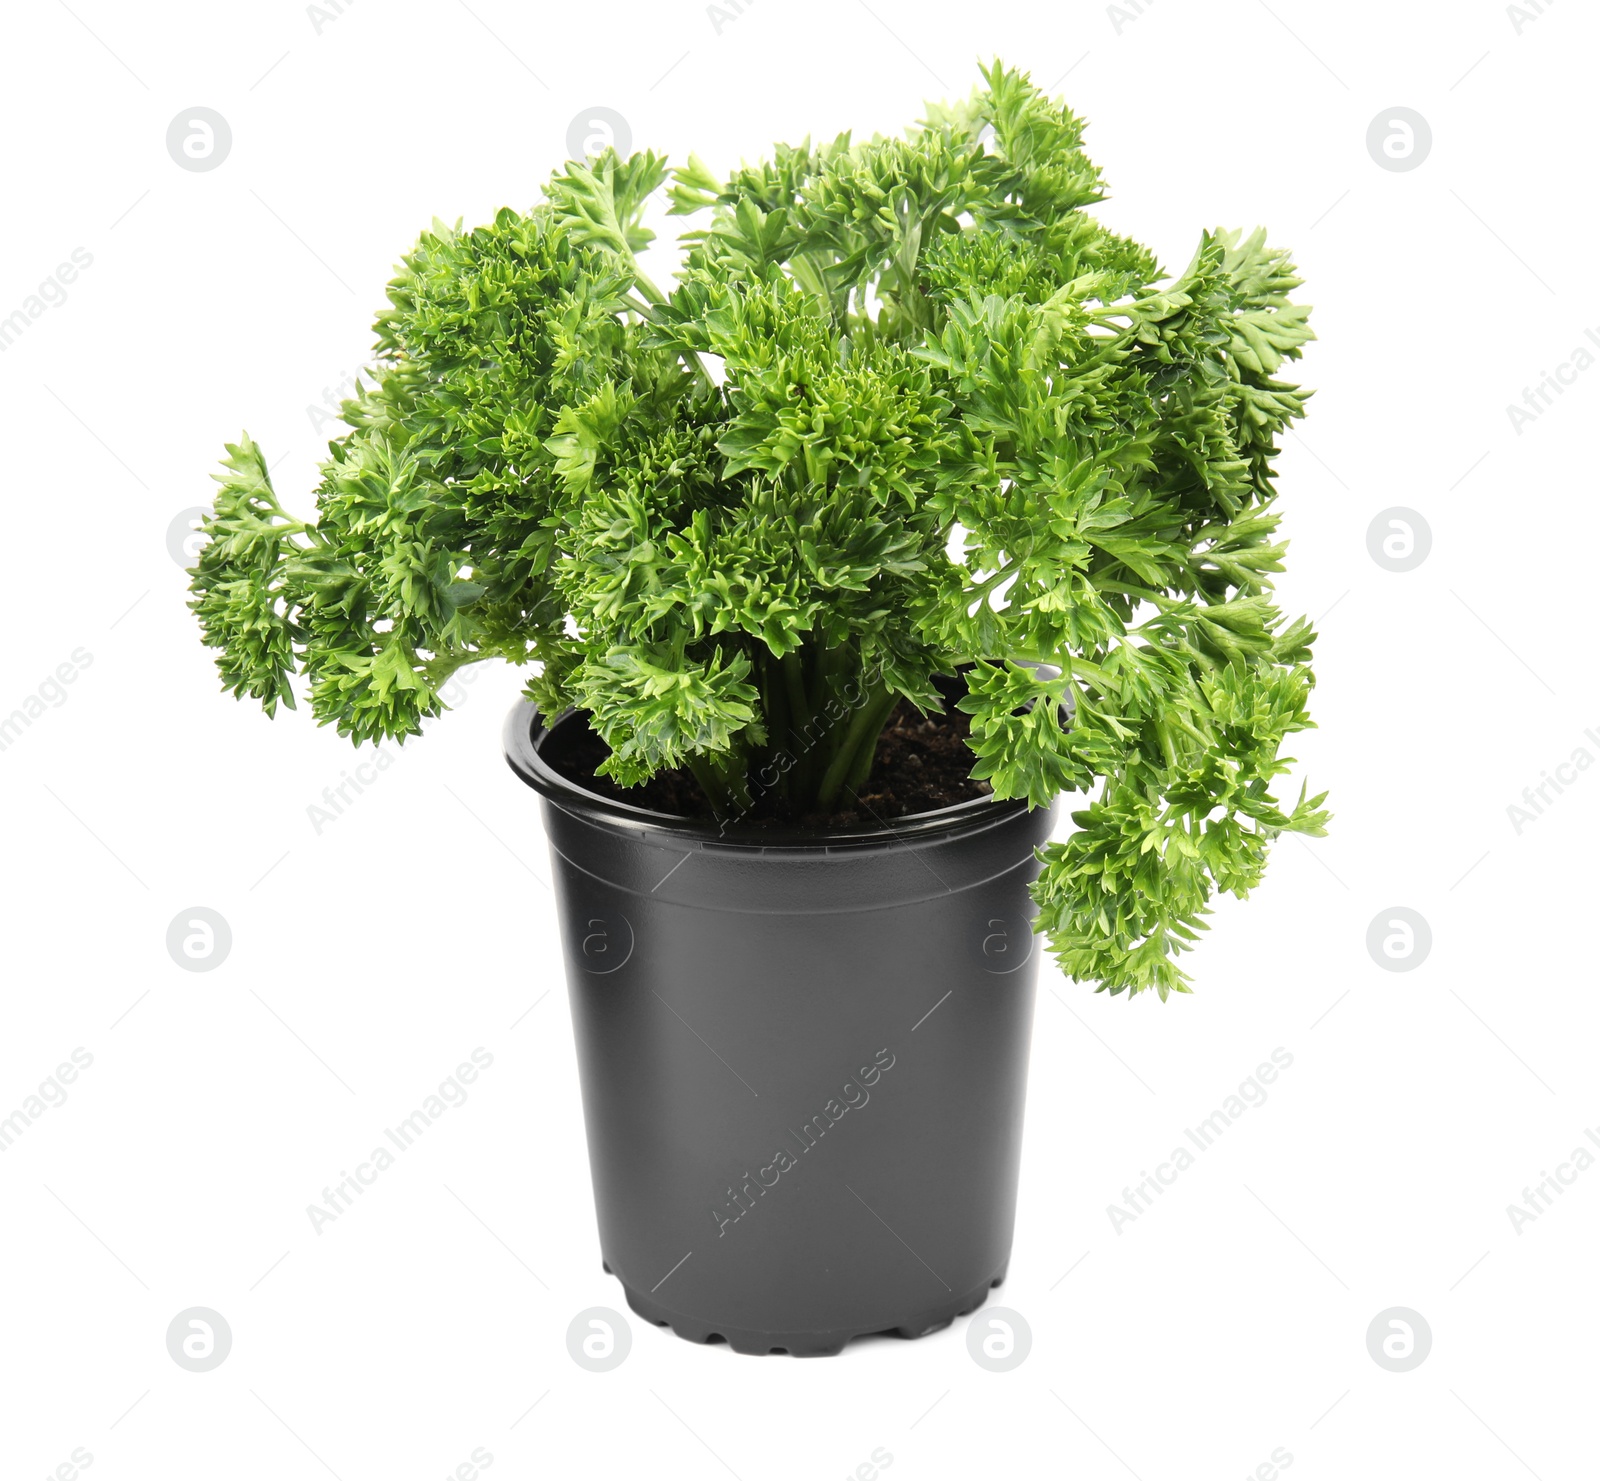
[191,62,1328,998]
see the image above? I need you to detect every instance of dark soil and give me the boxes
[548,679,992,830]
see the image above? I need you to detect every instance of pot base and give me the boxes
[608,1262,1009,1357]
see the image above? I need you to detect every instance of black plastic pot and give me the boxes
[505,699,1058,1356]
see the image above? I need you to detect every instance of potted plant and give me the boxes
[191,61,1327,1355]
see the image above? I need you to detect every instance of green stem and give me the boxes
[623,267,716,398]
[815,684,897,812]
[688,754,733,815]
[968,563,1016,601]
[1155,717,1178,771]
[419,644,508,691]
[720,737,754,815]
[627,267,669,306]
[688,747,752,820]
[844,690,898,794]
[807,643,849,718]
[760,652,791,805]
[781,649,817,794]
[782,649,812,734]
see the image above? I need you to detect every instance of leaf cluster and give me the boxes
[191,60,1327,997]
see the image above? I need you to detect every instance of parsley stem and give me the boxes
[815,683,897,812]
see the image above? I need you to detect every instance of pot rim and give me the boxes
[502,699,1034,850]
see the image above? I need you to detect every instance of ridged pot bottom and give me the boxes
[607,1258,1010,1357]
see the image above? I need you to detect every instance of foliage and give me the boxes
[191,61,1328,997]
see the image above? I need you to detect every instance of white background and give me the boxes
[1,1,1595,1477]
